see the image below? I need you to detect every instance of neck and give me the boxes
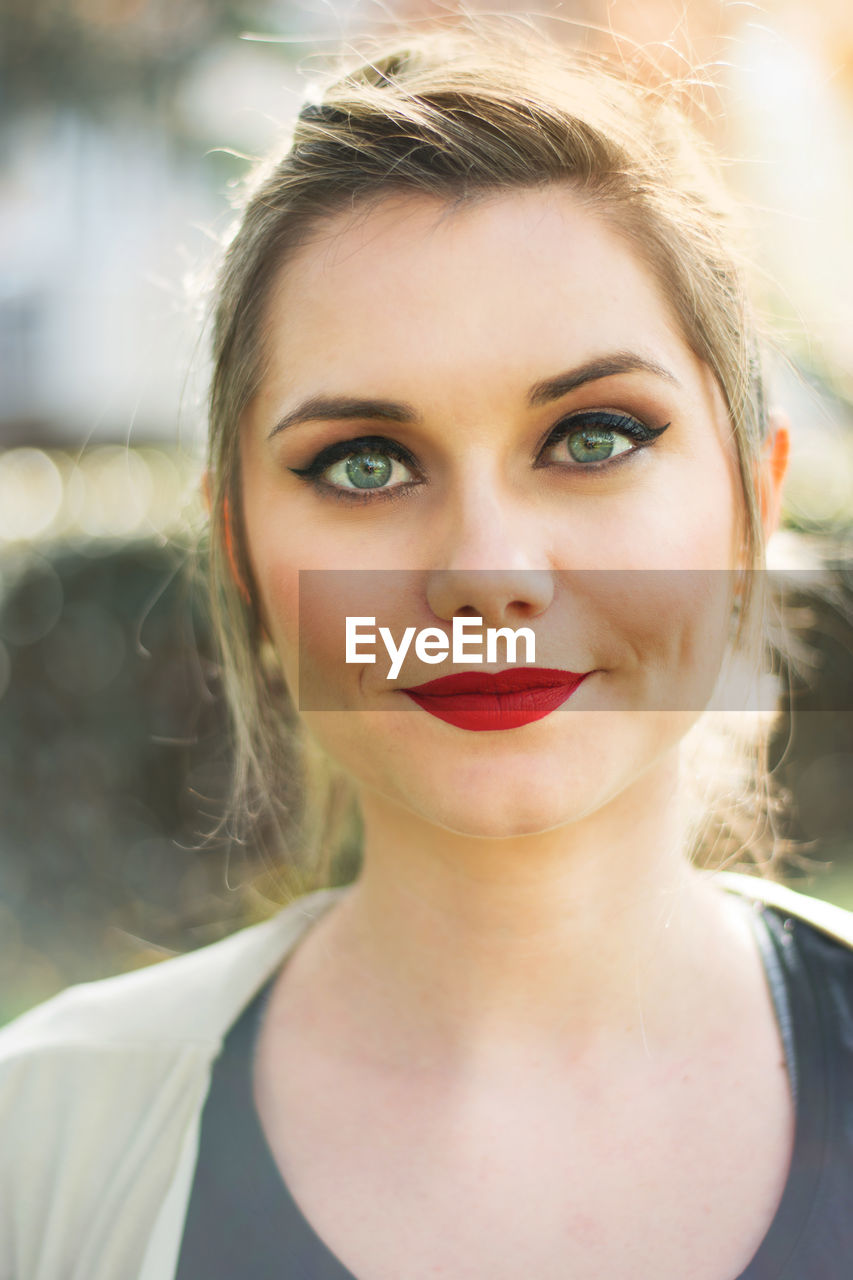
[314,755,741,1067]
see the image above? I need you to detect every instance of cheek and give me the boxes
[569,567,733,714]
[293,571,416,711]
[572,454,741,573]
[256,563,300,678]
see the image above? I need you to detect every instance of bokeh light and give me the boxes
[0,445,203,547]
[0,449,64,540]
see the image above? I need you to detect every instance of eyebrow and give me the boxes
[267,351,682,438]
[269,395,415,439]
[527,352,681,406]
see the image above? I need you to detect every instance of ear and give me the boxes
[201,469,213,514]
[757,407,790,542]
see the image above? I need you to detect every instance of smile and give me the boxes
[401,667,590,731]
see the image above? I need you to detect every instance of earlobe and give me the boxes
[758,407,791,541]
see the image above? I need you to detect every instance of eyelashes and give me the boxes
[287,411,671,503]
[288,434,421,502]
[538,410,669,463]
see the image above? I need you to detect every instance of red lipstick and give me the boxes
[402,667,590,731]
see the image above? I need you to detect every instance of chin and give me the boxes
[311,706,677,840]
[387,754,603,839]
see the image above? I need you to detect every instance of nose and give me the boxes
[425,483,555,628]
[426,568,554,628]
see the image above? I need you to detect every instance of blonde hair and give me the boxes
[205,21,778,888]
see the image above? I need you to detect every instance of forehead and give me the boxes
[259,186,702,406]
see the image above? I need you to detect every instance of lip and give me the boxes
[401,667,590,731]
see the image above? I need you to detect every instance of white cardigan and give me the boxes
[0,886,348,1280]
[1,874,852,1280]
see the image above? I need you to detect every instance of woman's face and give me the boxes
[240,186,744,837]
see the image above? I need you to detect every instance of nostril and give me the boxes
[507,600,538,619]
[454,605,480,618]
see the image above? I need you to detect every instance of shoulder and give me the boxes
[0,888,346,1276]
[713,870,853,1035]
[711,869,853,951]
[0,886,345,1060]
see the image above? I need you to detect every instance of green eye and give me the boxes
[343,452,393,488]
[288,434,421,500]
[567,427,633,464]
[539,411,668,469]
[322,447,414,492]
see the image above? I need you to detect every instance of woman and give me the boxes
[2,22,852,1280]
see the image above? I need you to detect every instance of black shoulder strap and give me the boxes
[712,870,853,949]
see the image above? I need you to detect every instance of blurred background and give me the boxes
[0,0,851,1023]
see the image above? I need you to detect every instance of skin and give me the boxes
[237,186,792,1278]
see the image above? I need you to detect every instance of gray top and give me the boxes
[175,894,853,1279]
